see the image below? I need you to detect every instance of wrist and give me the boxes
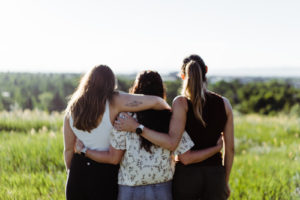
[132,122,140,132]
[216,144,222,151]
[81,146,88,156]
[135,124,144,135]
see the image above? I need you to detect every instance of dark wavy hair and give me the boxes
[130,70,166,99]
[66,65,116,132]
[130,70,169,153]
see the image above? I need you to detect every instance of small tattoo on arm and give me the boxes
[125,101,142,107]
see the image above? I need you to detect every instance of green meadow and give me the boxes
[0,111,299,200]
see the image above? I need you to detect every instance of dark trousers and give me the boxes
[172,163,227,200]
[66,154,119,200]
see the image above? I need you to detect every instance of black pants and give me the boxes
[172,163,227,200]
[66,154,119,200]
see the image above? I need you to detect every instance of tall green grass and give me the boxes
[0,110,63,132]
[231,114,300,199]
[0,131,65,199]
[0,111,299,199]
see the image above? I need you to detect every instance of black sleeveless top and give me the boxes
[185,91,227,166]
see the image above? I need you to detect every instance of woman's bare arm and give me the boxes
[63,115,76,171]
[223,97,235,198]
[75,139,125,165]
[113,92,170,113]
[178,136,223,165]
[114,96,188,151]
[86,147,124,165]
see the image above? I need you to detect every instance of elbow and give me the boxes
[64,148,74,155]
[178,155,191,165]
[168,141,179,152]
[154,97,169,110]
[153,97,162,109]
[169,146,176,152]
[179,158,190,166]
[226,146,235,155]
[109,154,122,165]
[110,158,121,165]
[230,146,235,154]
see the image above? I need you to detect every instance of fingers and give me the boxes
[225,184,231,199]
[74,139,84,153]
[76,138,84,146]
[226,190,230,199]
[114,113,138,132]
[114,121,121,131]
[122,113,131,118]
[217,136,223,146]
[114,120,124,131]
[118,113,126,119]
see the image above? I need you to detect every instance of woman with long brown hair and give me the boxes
[63,65,170,200]
[115,55,234,199]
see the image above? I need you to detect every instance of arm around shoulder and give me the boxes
[178,135,223,165]
[142,96,188,151]
[85,145,125,165]
[113,92,170,113]
[113,95,188,151]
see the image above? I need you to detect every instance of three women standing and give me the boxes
[75,70,223,199]
[64,54,234,199]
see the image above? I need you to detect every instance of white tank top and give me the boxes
[69,101,113,151]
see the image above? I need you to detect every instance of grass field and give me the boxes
[0,111,299,199]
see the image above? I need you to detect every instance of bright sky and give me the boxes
[0,0,300,76]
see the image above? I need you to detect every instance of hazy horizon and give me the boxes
[1,0,299,76]
[1,66,300,77]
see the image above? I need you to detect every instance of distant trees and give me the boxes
[0,72,300,115]
[0,73,79,112]
[208,78,300,115]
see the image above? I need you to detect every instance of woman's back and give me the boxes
[185,91,227,166]
[69,100,113,151]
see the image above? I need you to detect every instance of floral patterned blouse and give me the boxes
[111,115,194,186]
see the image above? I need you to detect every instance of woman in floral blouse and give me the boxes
[76,70,223,200]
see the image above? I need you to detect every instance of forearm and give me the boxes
[63,115,76,171]
[179,145,221,165]
[115,116,181,151]
[222,97,235,183]
[117,93,170,112]
[141,127,180,151]
[85,148,123,165]
[224,149,234,183]
[85,150,116,164]
[64,150,74,170]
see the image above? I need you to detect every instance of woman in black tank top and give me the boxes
[115,55,234,200]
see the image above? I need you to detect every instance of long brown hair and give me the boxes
[130,70,168,153]
[181,59,207,126]
[66,65,116,132]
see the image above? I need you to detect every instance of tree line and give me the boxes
[1,73,300,115]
